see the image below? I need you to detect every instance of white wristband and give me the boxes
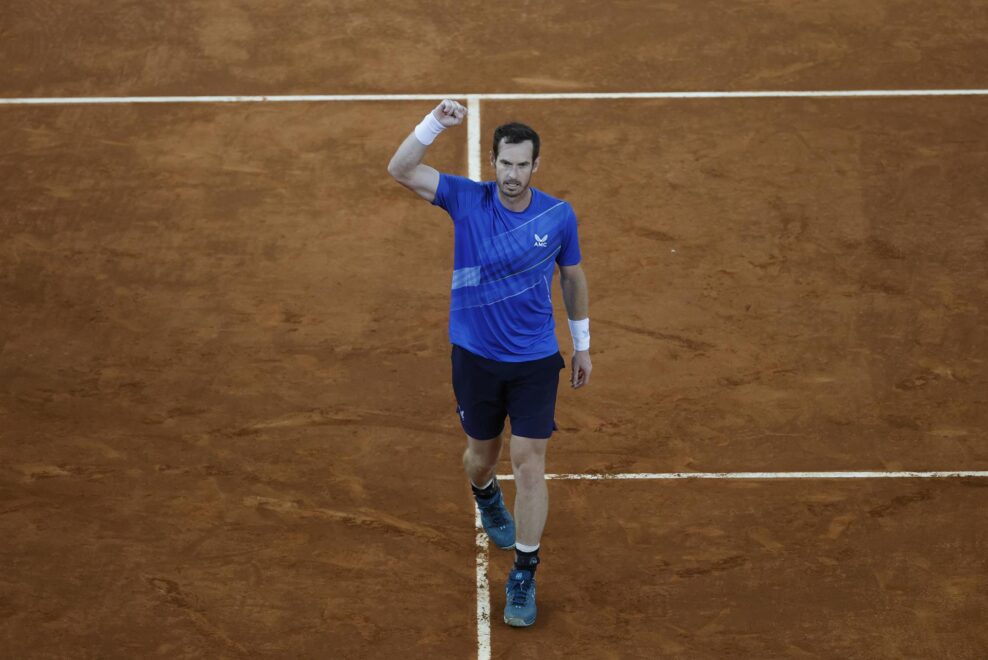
[413,112,446,146]
[568,318,590,351]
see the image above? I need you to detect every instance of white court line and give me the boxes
[497,470,988,480]
[2,89,988,105]
[467,95,481,182]
[468,96,488,660]
[474,507,492,660]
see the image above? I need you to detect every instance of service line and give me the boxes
[497,470,988,480]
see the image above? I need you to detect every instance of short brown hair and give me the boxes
[492,123,540,160]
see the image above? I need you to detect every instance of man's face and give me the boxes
[492,139,539,199]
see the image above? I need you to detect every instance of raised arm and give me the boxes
[387,99,467,202]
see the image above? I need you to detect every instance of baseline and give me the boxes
[2,89,988,105]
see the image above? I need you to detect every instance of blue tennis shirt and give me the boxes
[432,173,582,362]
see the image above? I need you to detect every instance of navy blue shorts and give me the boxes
[451,344,565,440]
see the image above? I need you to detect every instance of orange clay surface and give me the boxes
[2,2,987,658]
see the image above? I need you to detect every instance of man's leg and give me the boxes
[503,434,547,627]
[464,433,516,550]
[501,351,562,627]
[452,344,515,548]
[509,435,548,547]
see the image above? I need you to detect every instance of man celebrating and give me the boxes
[387,99,592,627]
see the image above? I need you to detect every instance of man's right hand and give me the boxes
[388,100,466,203]
[433,99,467,127]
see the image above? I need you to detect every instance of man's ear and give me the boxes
[489,150,496,166]
[532,156,541,173]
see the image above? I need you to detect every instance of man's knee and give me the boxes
[464,449,497,473]
[464,437,500,472]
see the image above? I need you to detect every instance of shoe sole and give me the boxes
[496,541,515,550]
[504,614,535,627]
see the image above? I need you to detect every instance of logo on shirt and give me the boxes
[534,233,548,247]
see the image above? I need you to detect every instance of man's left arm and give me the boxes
[559,264,592,389]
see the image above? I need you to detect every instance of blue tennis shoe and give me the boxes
[504,569,537,627]
[475,485,515,550]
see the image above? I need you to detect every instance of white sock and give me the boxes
[471,477,494,490]
[515,542,540,553]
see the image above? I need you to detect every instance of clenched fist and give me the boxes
[432,99,467,127]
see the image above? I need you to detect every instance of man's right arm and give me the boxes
[387,99,467,203]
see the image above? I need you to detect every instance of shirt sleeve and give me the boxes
[431,173,483,220]
[557,203,582,266]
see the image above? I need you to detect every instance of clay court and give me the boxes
[2,2,987,658]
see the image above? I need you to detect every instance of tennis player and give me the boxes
[388,99,592,627]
